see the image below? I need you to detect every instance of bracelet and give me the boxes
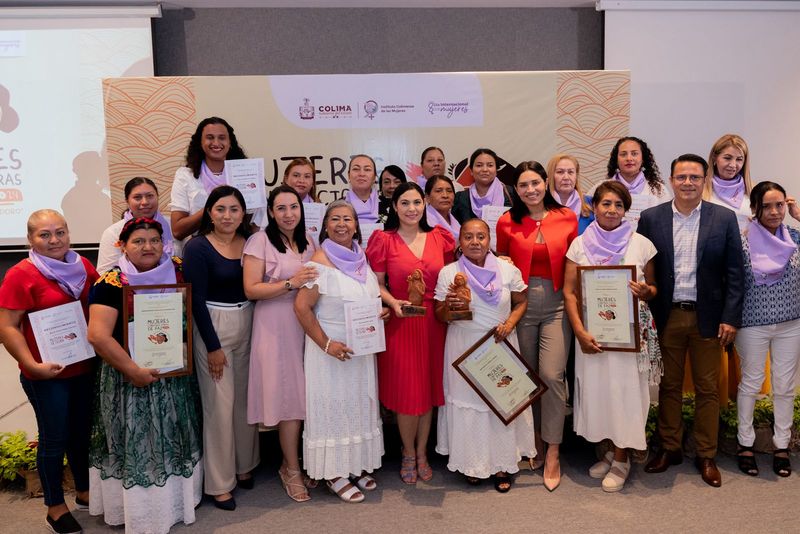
[323,338,331,354]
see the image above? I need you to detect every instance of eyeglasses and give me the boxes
[673,175,704,184]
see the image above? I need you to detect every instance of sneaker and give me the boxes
[46,511,83,534]
[73,496,89,511]
[602,458,631,493]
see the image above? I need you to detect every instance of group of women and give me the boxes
[2,115,799,534]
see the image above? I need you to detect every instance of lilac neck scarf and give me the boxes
[199,160,227,194]
[28,249,87,299]
[321,239,368,284]
[415,175,428,191]
[748,221,797,286]
[123,210,174,257]
[346,189,380,224]
[712,174,745,209]
[469,178,505,219]
[458,252,503,306]
[559,189,582,217]
[614,171,646,195]
[581,220,634,266]
[118,253,177,289]
[302,194,313,204]
[426,205,460,240]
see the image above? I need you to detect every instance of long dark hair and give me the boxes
[198,185,250,238]
[508,161,564,224]
[606,136,664,196]
[185,117,247,178]
[750,180,787,223]
[266,185,309,254]
[121,176,158,219]
[384,182,433,232]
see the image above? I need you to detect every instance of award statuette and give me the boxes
[445,272,473,321]
[401,268,427,316]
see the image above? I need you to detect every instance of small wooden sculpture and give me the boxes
[446,273,473,321]
[401,268,427,316]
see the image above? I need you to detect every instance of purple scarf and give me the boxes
[415,175,428,191]
[199,160,227,194]
[748,221,797,286]
[346,189,380,224]
[581,220,633,266]
[426,205,460,240]
[118,253,177,290]
[302,194,313,203]
[560,189,582,217]
[321,239,368,284]
[123,210,174,257]
[614,171,646,195]
[469,178,505,219]
[458,252,502,306]
[28,249,87,299]
[712,174,745,209]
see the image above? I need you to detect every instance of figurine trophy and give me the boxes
[445,272,473,321]
[401,268,427,316]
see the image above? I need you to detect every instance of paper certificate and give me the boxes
[226,158,266,209]
[131,292,185,371]
[304,202,325,243]
[625,194,657,229]
[452,329,547,425]
[481,205,509,250]
[578,265,640,351]
[360,223,384,247]
[344,298,385,356]
[28,301,94,367]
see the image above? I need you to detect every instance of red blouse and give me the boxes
[496,208,578,290]
[530,242,552,279]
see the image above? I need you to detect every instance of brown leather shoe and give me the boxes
[695,457,721,487]
[644,449,683,473]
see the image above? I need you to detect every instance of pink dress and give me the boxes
[365,226,455,415]
[244,231,317,426]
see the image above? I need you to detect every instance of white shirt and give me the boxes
[671,200,702,302]
[709,189,751,231]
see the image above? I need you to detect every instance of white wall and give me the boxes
[605,6,800,192]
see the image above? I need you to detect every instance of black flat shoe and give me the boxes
[773,448,792,477]
[213,496,237,511]
[737,444,759,476]
[464,475,482,486]
[493,472,512,493]
[236,476,254,490]
[46,511,82,534]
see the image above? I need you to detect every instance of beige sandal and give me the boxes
[351,473,377,492]
[589,451,614,479]
[279,467,311,503]
[602,458,631,493]
[327,477,365,503]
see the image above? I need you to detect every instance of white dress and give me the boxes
[709,189,751,231]
[567,233,657,450]
[302,262,384,480]
[434,260,536,478]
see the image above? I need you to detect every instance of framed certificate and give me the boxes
[452,328,547,426]
[576,265,640,352]
[344,298,385,356]
[123,284,193,377]
[29,301,95,367]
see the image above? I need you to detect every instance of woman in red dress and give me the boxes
[365,182,455,485]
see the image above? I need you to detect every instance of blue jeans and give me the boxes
[20,372,93,506]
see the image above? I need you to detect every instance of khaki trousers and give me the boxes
[657,309,722,457]
[194,303,260,495]
[516,277,571,445]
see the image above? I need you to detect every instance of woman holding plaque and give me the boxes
[97,177,174,273]
[379,165,407,218]
[452,148,512,224]
[496,161,577,491]
[183,185,259,511]
[87,217,202,532]
[282,157,318,203]
[434,219,533,492]
[546,154,594,235]
[170,116,248,249]
[345,154,382,224]
[704,134,754,230]
[366,182,455,484]
[594,137,671,230]
[243,185,318,502]
[294,200,384,503]
[735,181,800,478]
[563,180,660,492]
[0,210,98,534]
[425,175,460,240]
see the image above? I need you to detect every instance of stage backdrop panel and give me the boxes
[103,71,629,215]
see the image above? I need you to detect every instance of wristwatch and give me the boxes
[284,279,293,291]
